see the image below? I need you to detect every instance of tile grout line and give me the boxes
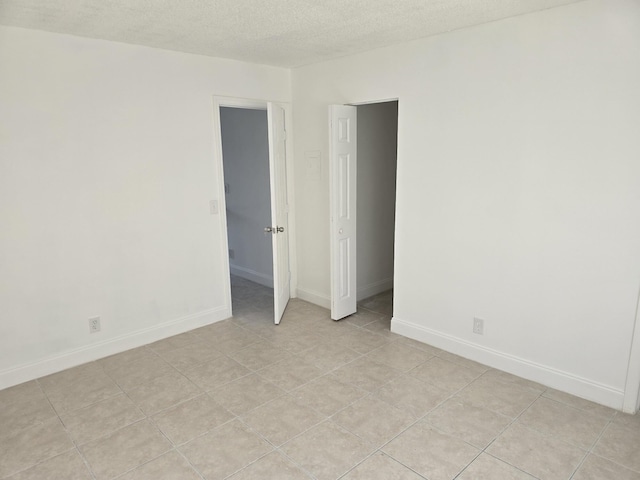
[37,378,99,480]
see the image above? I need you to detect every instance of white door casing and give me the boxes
[267,102,291,324]
[329,105,357,320]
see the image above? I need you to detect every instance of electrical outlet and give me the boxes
[473,317,484,335]
[89,317,101,334]
[209,200,219,215]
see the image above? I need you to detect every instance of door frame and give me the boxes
[623,286,640,413]
[212,96,297,318]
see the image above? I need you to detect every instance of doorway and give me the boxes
[355,101,398,318]
[219,106,274,321]
[214,97,293,325]
[329,100,398,320]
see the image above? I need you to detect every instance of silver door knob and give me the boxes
[264,226,273,233]
[276,226,284,233]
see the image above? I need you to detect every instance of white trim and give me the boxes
[282,102,298,299]
[357,277,393,301]
[212,96,234,320]
[391,316,625,411]
[230,264,274,288]
[623,286,640,414]
[296,287,331,309]
[0,306,230,390]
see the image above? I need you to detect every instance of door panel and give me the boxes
[330,105,357,320]
[267,103,290,324]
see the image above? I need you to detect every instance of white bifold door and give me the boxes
[329,105,357,320]
[267,102,291,324]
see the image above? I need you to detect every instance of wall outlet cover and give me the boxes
[89,317,101,333]
[473,317,484,335]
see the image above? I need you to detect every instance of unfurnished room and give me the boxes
[1,0,639,479]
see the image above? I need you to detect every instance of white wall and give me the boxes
[292,0,640,409]
[0,26,290,388]
[356,102,398,300]
[220,107,273,287]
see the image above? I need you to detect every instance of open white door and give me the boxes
[267,103,291,324]
[330,105,357,320]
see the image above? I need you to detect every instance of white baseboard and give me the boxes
[296,287,331,309]
[357,277,393,301]
[230,264,274,288]
[391,316,624,411]
[0,306,231,390]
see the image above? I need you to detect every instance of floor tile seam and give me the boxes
[236,390,314,420]
[110,363,205,414]
[173,448,207,480]
[168,416,237,451]
[402,363,477,400]
[0,445,79,480]
[466,451,543,480]
[335,449,429,480]
[77,444,99,480]
[150,337,220,359]
[55,400,145,451]
[370,381,449,421]
[173,349,248,378]
[72,416,154,453]
[511,413,601,451]
[290,380,369,419]
[577,413,640,475]
[20,380,64,432]
[332,409,424,453]
[277,419,382,480]
[147,335,211,356]
[217,448,275,480]
[482,418,590,479]
[419,381,510,429]
[228,351,294,372]
[470,368,548,399]
[577,450,640,476]
[63,384,164,469]
[215,339,265,356]
[302,351,366,374]
[414,384,517,453]
[251,362,316,389]
[273,447,319,480]
[377,425,483,480]
[354,305,388,319]
[449,449,486,480]
[567,450,593,480]
[533,395,617,427]
[255,332,328,355]
[329,389,414,421]
[239,406,329,450]
[36,361,108,391]
[42,398,101,480]
[105,447,178,480]
[144,390,229,421]
[102,355,179,391]
[183,356,256,392]
[470,388,547,478]
[331,351,403,375]
[224,373,288,408]
[228,416,280,452]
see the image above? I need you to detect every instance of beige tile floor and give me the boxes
[1,277,639,479]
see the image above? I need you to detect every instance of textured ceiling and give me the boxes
[0,0,585,67]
